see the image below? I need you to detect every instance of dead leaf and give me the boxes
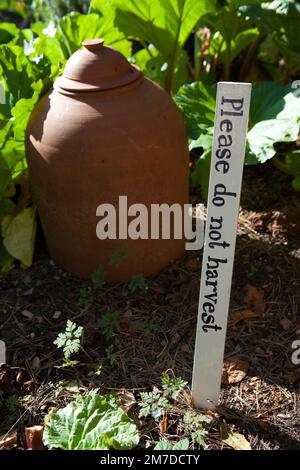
[229,309,259,327]
[22,379,34,390]
[244,285,265,314]
[21,309,34,320]
[119,390,136,412]
[280,318,292,331]
[0,433,17,449]
[25,425,44,450]
[222,356,249,384]
[220,423,251,450]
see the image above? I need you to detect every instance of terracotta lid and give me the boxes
[55,39,142,92]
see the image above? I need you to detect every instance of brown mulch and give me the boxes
[0,162,299,450]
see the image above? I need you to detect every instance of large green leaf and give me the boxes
[247,82,300,163]
[2,205,36,267]
[0,153,11,194]
[11,79,45,142]
[174,81,215,139]
[292,175,300,192]
[0,237,13,273]
[28,11,131,65]
[132,47,189,93]
[272,150,300,191]
[33,36,67,68]
[0,41,54,268]
[285,151,300,176]
[231,27,260,60]
[240,1,300,76]
[104,0,215,91]
[0,45,39,108]
[109,0,215,57]
[175,81,300,195]
[0,197,15,218]
[174,81,215,195]
[0,23,19,44]
[0,84,44,195]
[0,79,44,273]
[57,12,131,57]
[43,390,139,450]
[1,140,27,179]
[202,8,250,45]
[200,1,264,80]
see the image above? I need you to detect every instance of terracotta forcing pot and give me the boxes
[26,39,189,281]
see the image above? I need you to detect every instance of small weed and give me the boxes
[91,265,106,289]
[139,389,169,420]
[54,320,83,365]
[128,274,146,293]
[79,286,92,308]
[154,438,189,450]
[138,371,188,421]
[183,410,208,449]
[99,311,122,340]
[161,371,188,399]
[0,392,18,412]
[109,246,128,267]
[145,317,159,333]
[105,344,117,366]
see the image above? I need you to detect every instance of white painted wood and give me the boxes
[192,82,252,410]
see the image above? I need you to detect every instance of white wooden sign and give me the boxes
[192,81,252,410]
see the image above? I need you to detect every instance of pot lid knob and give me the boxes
[82,38,105,51]
[55,38,142,93]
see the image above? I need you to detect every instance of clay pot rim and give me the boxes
[54,70,144,96]
[55,64,142,93]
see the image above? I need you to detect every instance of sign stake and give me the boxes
[192,82,252,410]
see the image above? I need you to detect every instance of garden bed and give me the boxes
[1,163,299,450]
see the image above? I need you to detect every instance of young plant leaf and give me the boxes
[54,320,83,360]
[154,438,189,450]
[161,371,188,399]
[43,390,140,450]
